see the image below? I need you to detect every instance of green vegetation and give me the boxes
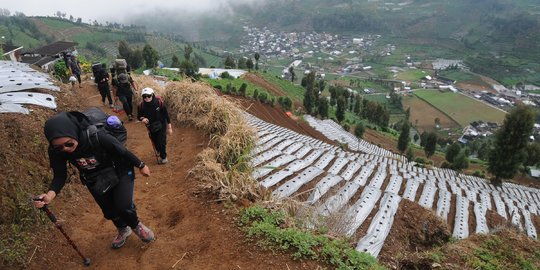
[259,72,305,103]
[467,236,538,270]
[240,205,385,270]
[414,90,506,126]
[39,17,76,31]
[395,70,429,82]
[488,106,535,185]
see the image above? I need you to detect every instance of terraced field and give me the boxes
[247,113,540,257]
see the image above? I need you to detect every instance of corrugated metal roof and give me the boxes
[31,41,78,56]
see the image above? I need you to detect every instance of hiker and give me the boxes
[137,87,172,164]
[112,73,137,121]
[33,112,155,249]
[96,63,113,108]
[69,55,83,88]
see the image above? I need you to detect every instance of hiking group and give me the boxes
[34,60,173,256]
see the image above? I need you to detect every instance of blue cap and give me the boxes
[106,115,122,129]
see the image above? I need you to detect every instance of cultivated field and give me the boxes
[414,89,506,126]
[401,94,460,132]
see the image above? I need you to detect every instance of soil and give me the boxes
[23,82,325,269]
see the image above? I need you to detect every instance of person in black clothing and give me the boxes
[97,64,113,107]
[137,87,172,164]
[33,112,155,249]
[112,73,137,121]
[69,55,83,88]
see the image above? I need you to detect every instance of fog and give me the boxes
[7,0,261,23]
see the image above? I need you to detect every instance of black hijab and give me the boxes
[44,112,81,143]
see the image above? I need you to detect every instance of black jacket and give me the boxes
[137,96,170,126]
[45,113,142,194]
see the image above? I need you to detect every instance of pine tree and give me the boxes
[397,121,410,153]
[488,105,535,185]
[446,143,461,163]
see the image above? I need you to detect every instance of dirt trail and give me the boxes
[26,82,321,269]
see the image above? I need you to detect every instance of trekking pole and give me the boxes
[32,198,91,266]
[145,124,160,164]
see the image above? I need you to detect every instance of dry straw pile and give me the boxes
[135,77,262,201]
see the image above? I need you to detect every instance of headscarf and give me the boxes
[44,112,80,143]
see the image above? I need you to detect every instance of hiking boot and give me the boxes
[134,222,155,242]
[111,226,132,249]
[158,158,168,164]
[128,115,134,121]
[109,104,114,108]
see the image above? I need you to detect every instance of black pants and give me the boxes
[73,72,81,84]
[118,95,133,116]
[88,170,139,229]
[98,83,112,105]
[150,127,167,159]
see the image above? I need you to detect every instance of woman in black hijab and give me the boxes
[34,112,155,249]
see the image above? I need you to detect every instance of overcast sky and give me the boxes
[6,0,258,23]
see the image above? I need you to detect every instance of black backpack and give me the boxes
[69,107,127,147]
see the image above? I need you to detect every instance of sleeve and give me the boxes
[48,150,69,194]
[136,103,144,120]
[98,132,143,168]
[161,103,171,124]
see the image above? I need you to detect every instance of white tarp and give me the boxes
[0,92,57,109]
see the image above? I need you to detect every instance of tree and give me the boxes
[246,58,254,72]
[142,44,159,69]
[405,107,410,121]
[171,55,181,68]
[488,105,535,185]
[525,142,540,167]
[397,121,410,153]
[317,97,329,118]
[405,147,414,161]
[237,57,247,69]
[302,72,316,114]
[423,132,438,158]
[224,54,235,68]
[354,123,365,139]
[118,40,133,63]
[452,151,469,171]
[446,143,461,163]
[239,83,247,97]
[336,98,346,123]
[130,49,144,70]
[180,45,198,78]
[254,52,260,70]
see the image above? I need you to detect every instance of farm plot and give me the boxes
[246,113,540,258]
[401,94,460,132]
[414,89,506,126]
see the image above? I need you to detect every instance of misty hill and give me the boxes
[0,15,223,67]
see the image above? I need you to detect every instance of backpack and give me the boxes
[70,107,128,147]
[114,59,128,75]
[91,62,102,83]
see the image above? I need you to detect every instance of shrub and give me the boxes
[342,123,350,132]
[473,170,486,178]
[214,85,222,90]
[221,71,230,79]
[277,96,293,111]
[253,89,259,100]
[258,92,268,103]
